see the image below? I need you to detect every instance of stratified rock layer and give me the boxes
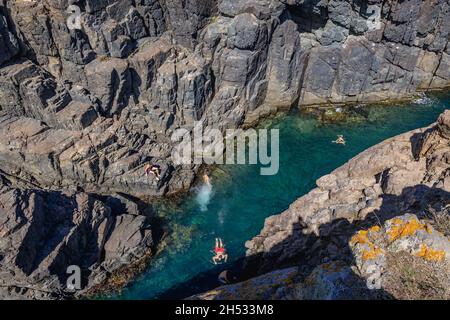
[193,110,450,300]
[0,177,153,299]
[0,0,448,197]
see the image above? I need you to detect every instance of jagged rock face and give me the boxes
[0,5,19,65]
[0,177,153,299]
[0,0,447,300]
[0,0,448,197]
[188,262,370,300]
[246,110,450,277]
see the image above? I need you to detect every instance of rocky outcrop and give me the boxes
[189,261,376,300]
[0,177,153,299]
[0,0,448,198]
[349,213,450,297]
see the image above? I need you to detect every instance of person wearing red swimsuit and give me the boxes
[212,238,228,264]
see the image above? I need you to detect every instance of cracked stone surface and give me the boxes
[0,0,449,299]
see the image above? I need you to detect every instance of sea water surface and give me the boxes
[113,93,449,300]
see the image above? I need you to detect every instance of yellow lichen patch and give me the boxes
[350,230,369,245]
[361,243,384,261]
[387,217,427,241]
[350,226,381,246]
[416,244,446,262]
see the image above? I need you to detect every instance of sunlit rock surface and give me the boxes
[0,0,450,300]
[0,0,449,197]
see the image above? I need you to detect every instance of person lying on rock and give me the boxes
[212,238,228,264]
[144,164,161,181]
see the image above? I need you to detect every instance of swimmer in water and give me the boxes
[212,238,228,264]
[332,135,346,145]
[203,172,211,187]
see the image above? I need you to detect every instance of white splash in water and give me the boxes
[196,175,213,212]
[414,93,434,105]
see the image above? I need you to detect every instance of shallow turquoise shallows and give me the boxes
[111,93,449,300]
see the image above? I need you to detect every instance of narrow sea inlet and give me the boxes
[111,93,449,300]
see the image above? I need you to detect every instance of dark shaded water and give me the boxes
[110,93,449,300]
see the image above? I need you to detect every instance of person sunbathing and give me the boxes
[144,164,161,181]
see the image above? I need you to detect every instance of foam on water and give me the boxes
[413,93,436,105]
[196,176,213,212]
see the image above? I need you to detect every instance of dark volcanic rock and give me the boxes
[0,0,448,198]
[0,0,449,300]
[0,177,153,299]
[0,7,19,65]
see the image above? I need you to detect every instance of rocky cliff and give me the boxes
[0,175,154,299]
[0,0,449,197]
[0,0,450,299]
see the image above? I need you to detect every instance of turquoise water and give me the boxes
[113,93,449,300]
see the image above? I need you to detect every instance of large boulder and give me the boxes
[84,57,131,116]
[0,179,153,299]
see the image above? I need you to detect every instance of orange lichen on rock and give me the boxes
[361,243,384,261]
[387,217,427,241]
[350,226,384,261]
[350,230,369,245]
[350,226,381,246]
[416,244,446,262]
